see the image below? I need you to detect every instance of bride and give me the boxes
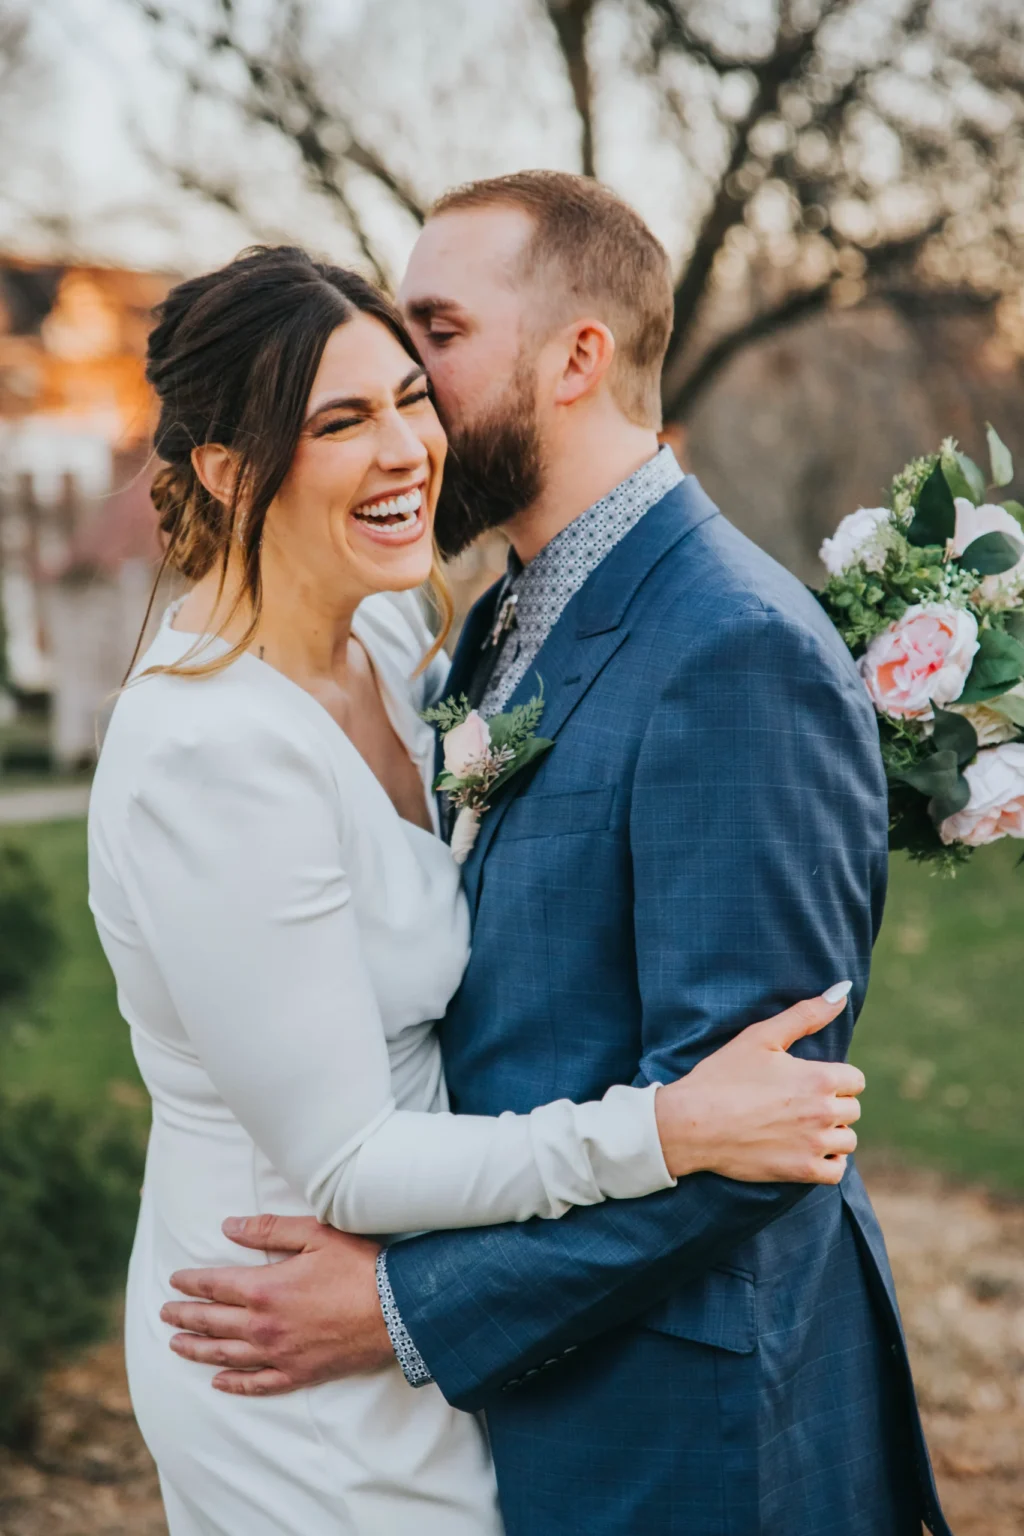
[88,246,862,1536]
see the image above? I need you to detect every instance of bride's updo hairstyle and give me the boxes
[131,244,451,680]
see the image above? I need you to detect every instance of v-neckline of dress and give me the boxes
[157,600,440,838]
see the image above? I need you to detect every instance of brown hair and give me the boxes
[129,244,451,682]
[431,171,674,428]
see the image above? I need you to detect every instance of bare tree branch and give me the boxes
[661,6,849,376]
[125,0,427,284]
[546,0,600,177]
[665,216,952,417]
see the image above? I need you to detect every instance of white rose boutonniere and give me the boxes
[422,684,554,863]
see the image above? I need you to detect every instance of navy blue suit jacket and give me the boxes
[386,480,949,1536]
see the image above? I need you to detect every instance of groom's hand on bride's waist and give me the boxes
[161,1218,393,1396]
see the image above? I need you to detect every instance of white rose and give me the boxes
[450,805,482,864]
[858,603,979,720]
[947,684,1024,748]
[443,710,491,778]
[820,507,891,576]
[953,497,1024,603]
[939,742,1024,847]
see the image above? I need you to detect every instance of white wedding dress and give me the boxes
[87,592,674,1536]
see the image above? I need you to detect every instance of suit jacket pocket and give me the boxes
[500,786,617,841]
[642,1265,756,1355]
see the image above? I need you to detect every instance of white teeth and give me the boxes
[355,488,423,520]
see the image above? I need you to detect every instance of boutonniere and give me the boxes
[422,684,554,863]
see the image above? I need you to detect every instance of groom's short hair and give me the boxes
[430,171,674,429]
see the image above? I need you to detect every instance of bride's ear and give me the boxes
[553,319,616,408]
[191,443,240,507]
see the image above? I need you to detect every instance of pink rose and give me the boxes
[443,710,491,777]
[939,743,1024,846]
[859,603,979,720]
[953,498,1024,602]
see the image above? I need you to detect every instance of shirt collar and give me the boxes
[506,445,684,593]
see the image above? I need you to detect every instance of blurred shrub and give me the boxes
[0,1100,142,1445]
[0,837,143,1446]
[0,841,59,1030]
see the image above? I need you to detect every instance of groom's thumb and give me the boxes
[760,981,853,1052]
[222,1213,322,1253]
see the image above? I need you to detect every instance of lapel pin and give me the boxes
[487,592,518,649]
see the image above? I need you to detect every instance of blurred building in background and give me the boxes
[0,259,168,765]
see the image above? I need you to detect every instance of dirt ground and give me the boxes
[0,1160,1021,1536]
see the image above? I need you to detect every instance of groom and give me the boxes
[163,173,948,1535]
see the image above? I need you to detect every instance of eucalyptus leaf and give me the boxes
[941,447,985,504]
[1003,500,1024,527]
[986,423,1014,489]
[930,706,978,767]
[1003,610,1024,644]
[894,749,961,797]
[907,461,957,547]
[959,627,1024,704]
[928,774,972,826]
[958,530,1024,576]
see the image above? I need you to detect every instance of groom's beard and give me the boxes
[433,364,545,560]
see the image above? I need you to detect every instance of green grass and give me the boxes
[854,841,1024,1194]
[0,819,146,1124]
[1,819,1022,1193]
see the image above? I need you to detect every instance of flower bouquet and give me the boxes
[818,425,1024,870]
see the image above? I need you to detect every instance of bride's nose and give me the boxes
[375,407,430,473]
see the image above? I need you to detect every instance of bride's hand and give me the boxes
[655,985,864,1185]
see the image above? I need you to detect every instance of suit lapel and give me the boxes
[434,578,505,791]
[459,478,719,913]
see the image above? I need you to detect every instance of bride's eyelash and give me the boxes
[314,418,362,437]
[313,388,430,437]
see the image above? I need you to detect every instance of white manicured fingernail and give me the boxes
[822,980,853,1005]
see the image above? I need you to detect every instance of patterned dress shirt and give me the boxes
[377,446,686,1387]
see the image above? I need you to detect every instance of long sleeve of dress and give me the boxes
[119,710,674,1236]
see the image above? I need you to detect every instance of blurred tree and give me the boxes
[127,0,1024,422]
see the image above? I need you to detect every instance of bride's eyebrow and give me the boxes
[305,366,428,423]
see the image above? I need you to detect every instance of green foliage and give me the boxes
[0,826,143,1448]
[819,540,947,652]
[959,626,1024,703]
[486,684,546,756]
[889,453,939,522]
[941,439,985,504]
[906,459,958,547]
[420,693,472,734]
[0,843,59,1034]
[959,530,1024,576]
[986,422,1014,489]
[0,1096,143,1446]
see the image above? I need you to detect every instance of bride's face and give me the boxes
[264,314,447,601]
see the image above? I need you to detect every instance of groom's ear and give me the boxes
[552,318,616,408]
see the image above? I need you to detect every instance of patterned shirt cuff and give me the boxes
[376,1249,434,1388]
